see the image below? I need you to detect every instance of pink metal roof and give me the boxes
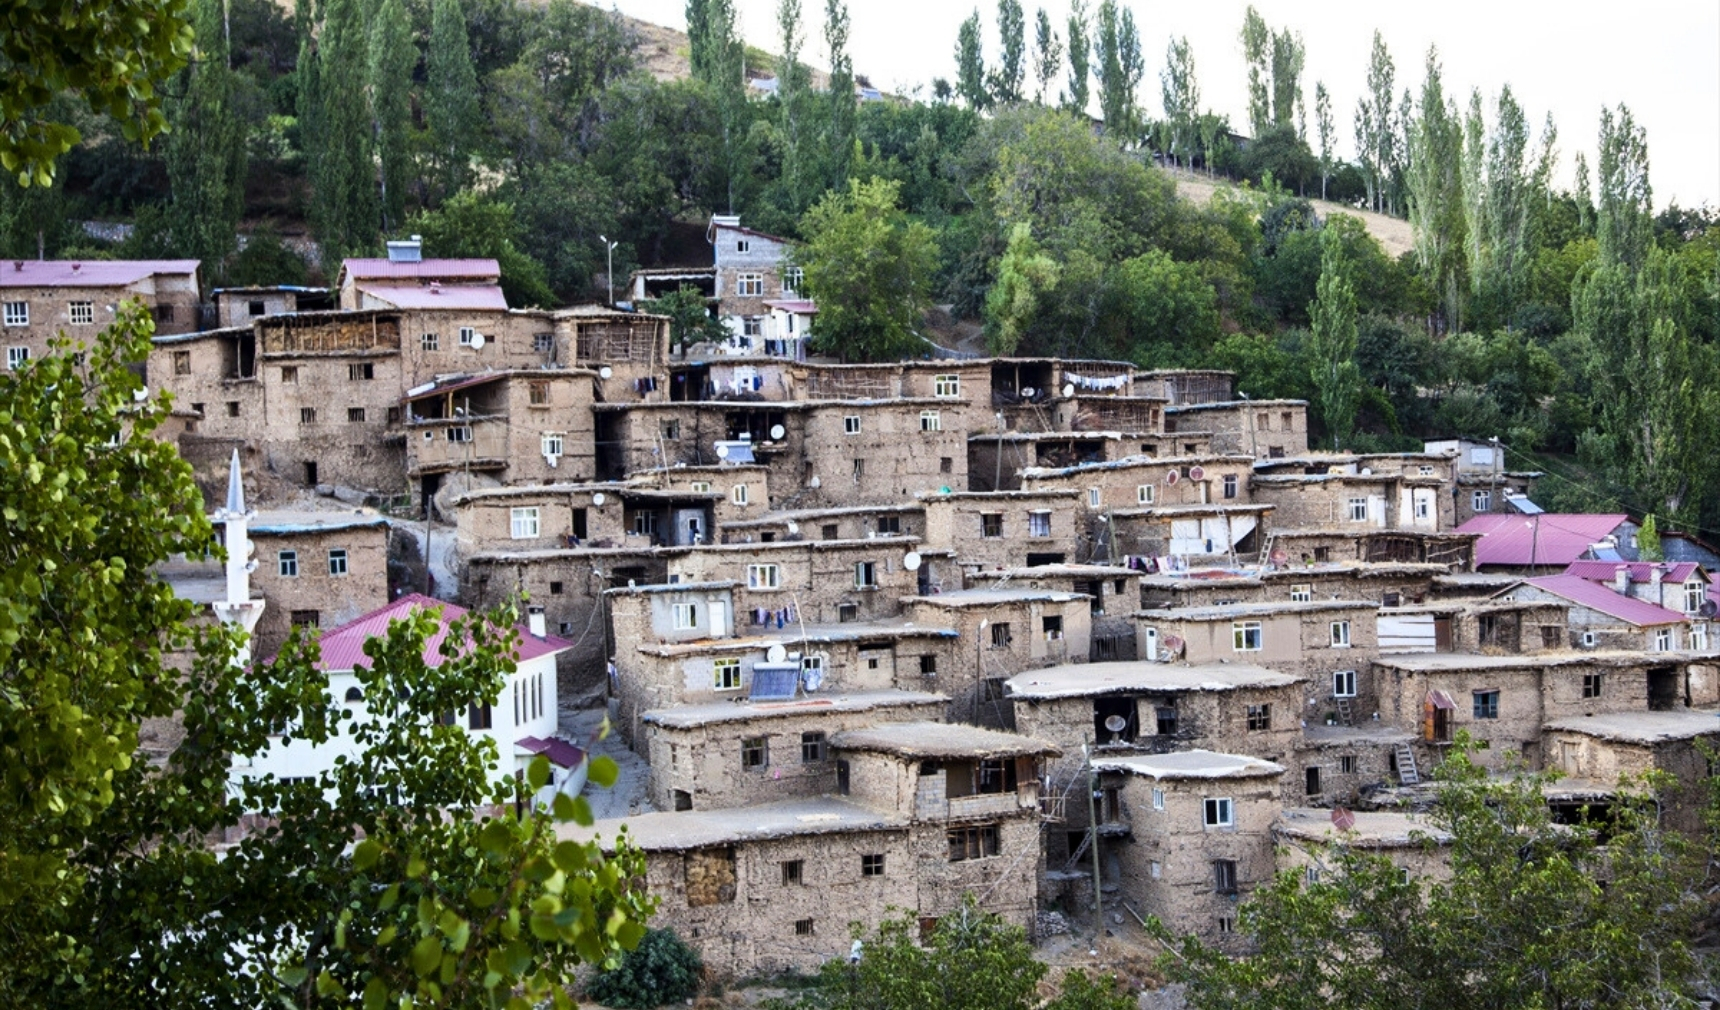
[357,282,509,310]
[516,735,586,768]
[340,258,501,282]
[315,593,570,672]
[0,259,199,288]
[763,299,818,313]
[1521,575,1690,627]
[1456,513,1629,567]
[1563,560,1705,584]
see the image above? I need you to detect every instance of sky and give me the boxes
[603,0,1720,210]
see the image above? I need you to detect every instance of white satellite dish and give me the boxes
[591,492,606,506]
[599,366,613,379]
[1062,383,1075,398]
[1104,714,1128,733]
[903,551,922,571]
[715,443,730,459]
[1021,386,1034,398]
[809,475,821,489]
[767,644,788,663]
[469,333,486,349]
[133,387,149,402]
[786,521,800,535]
[769,424,786,440]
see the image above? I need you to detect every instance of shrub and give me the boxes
[586,927,703,1009]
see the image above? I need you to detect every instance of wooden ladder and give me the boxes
[1394,743,1420,786]
[1335,697,1355,727]
[1063,828,1093,875]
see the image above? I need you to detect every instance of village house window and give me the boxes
[1028,511,1052,537]
[862,853,884,877]
[933,374,960,398]
[1268,446,1284,458]
[67,301,95,325]
[289,610,320,628]
[1155,705,1178,734]
[781,859,804,885]
[783,266,803,293]
[458,326,478,346]
[734,239,751,254]
[876,515,901,535]
[851,458,865,480]
[1256,412,1269,430]
[548,581,563,595]
[1347,498,1368,522]
[1330,621,1351,648]
[843,415,861,434]
[732,483,749,505]
[742,316,762,337]
[279,365,297,383]
[1305,766,1322,796]
[1695,625,1709,650]
[1655,628,1674,651]
[1340,755,1357,774]
[170,351,192,374]
[510,508,540,539]
[1333,670,1357,698]
[226,402,240,417]
[1223,474,1238,499]
[558,621,575,635]
[661,419,680,440]
[299,407,316,424]
[153,304,175,324]
[328,549,348,576]
[919,654,938,676]
[1136,484,1155,505]
[747,563,781,589]
[737,273,765,296]
[672,602,699,630]
[278,550,299,577]
[1246,704,1271,731]
[920,410,941,432]
[854,561,878,589]
[1472,489,1492,512]
[533,332,554,353]
[1213,859,1238,895]
[420,332,438,351]
[541,433,564,457]
[1415,496,1431,520]
[1477,615,1498,646]
[1151,787,1165,810]
[468,702,492,730]
[1305,866,1321,885]
[1473,690,1500,719]
[3,301,29,326]
[1043,615,1064,641]
[801,732,826,763]
[1088,487,1102,507]
[1313,546,1330,561]
[349,361,374,380]
[989,623,1012,649]
[689,481,712,494]
[947,824,1000,862]
[528,381,550,406]
[1582,672,1603,699]
[714,658,743,691]
[820,523,840,540]
[741,736,768,768]
[1232,621,1263,652]
[981,513,1003,538]
[1217,917,1235,935]
[1686,581,1706,614]
[1290,584,1312,602]
[1150,861,1162,878]
[1203,797,1234,828]
[347,407,366,423]
[1280,411,1293,430]
[794,918,815,937]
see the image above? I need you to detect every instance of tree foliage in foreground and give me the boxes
[0,310,653,1007]
[1160,741,1704,1010]
[766,895,1133,1010]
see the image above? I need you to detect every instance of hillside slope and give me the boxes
[1166,168,1415,259]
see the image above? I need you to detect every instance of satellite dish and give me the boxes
[1360,467,1372,475]
[770,424,786,440]
[1188,465,1206,481]
[1062,383,1076,398]
[469,333,486,349]
[903,551,922,572]
[809,475,821,488]
[1164,469,1180,485]
[1331,807,1356,832]
[591,492,606,506]
[1021,387,1034,398]
[767,644,788,663]
[786,520,800,535]
[1701,600,1719,618]
[1162,633,1185,655]
[599,366,613,379]
[1104,714,1128,733]
[133,387,149,402]
[1270,548,1290,566]
[715,443,730,459]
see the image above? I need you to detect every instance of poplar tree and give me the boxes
[368,0,415,232]
[1092,0,1141,139]
[686,0,713,80]
[1405,47,1466,330]
[775,0,812,215]
[1595,104,1652,272]
[1459,89,1488,306]
[1307,225,1362,450]
[1064,0,1090,114]
[1031,9,1062,105]
[425,0,482,200]
[706,0,748,213]
[1270,27,1305,136]
[990,0,1026,105]
[165,0,246,277]
[1314,81,1334,200]
[313,0,380,268]
[1240,6,1270,137]
[823,0,855,187]
[1353,30,1395,214]
[1159,37,1198,169]
[955,10,988,110]
[1483,85,1531,304]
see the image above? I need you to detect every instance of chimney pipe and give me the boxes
[528,605,547,639]
[1614,566,1630,595]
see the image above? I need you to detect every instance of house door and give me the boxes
[707,600,727,638]
[1433,618,1453,652]
[1647,667,1679,711]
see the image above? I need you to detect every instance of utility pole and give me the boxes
[1083,737,1104,952]
[599,235,619,307]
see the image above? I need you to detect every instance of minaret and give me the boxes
[210,449,265,659]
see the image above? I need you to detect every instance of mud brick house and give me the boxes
[662,538,940,621]
[1542,709,1720,834]
[335,241,501,310]
[2,259,199,369]
[1138,562,1447,611]
[1105,503,1276,565]
[1495,575,1702,651]
[1425,438,1544,523]
[718,502,927,544]
[901,589,1093,725]
[1563,561,1714,617]
[1137,369,1236,405]
[965,563,1144,662]
[1135,599,1379,684]
[1249,470,1448,533]
[1163,399,1309,459]
[403,370,600,501]
[1018,454,1259,513]
[971,434,1210,492]
[1377,598,1569,657]
[213,285,333,328]
[1267,526,1478,569]
[1274,807,1452,882]
[1457,512,1638,575]
[1291,723,1418,806]
[245,511,392,655]
[920,490,1087,571]
[1090,751,1286,949]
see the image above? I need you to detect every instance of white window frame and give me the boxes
[1290,584,1312,602]
[671,602,699,630]
[277,550,299,577]
[1151,787,1165,810]
[1088,488,1102,507]
[458,326,478,346]
[68,301,94,325]
[3,301,28,326]
[689,481,712,493]
[447,426,472,443]
[5,346,28,370]
[1346,498,1368,522]
[854,561,878,589]
[1333,669,1357,698]
[1136,484,1155,505]
[933,374,960,398]
[541,432,564,457]
[919,410,941,432]
[327,549,348,576]
[510,507,541,539]
[747,563,781,590]
[1027,511,1052,538]
[742,316,762,337]
[736,273,764,296]
[843,415,861,435]
[713,658,742,691]
[735,239,750,254]
[782,266,804,294]
[1694,624,1709,651]
[1330,621,1351,648]
[1415,495,1432,519]
[1418,465,1435,476]
[1232,621,1263,652]
[1203,797,1234,828]
[1472,489,1492,512]
[1685,581,1705,614]
[1655,627,1674,651]
[731,483,749,506]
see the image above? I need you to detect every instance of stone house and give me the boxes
[1106,503,1275,564]
[2,259,199,369]
[246,511,393,656]
[1163,399,1309,459]
[213,285,333,328]
[454,483,648,554]
[901,589,1093,725]
[920,490,1087,571]
[1250,472,1447,533]
[663,538,938,625]
[1425,438,1544,523]
[1019,454,1259,513]
[1377,599,1569,656]
[1495,575,1702,651]
[1273,807,1452,883]
[1267,526,1478,570]
[1139,562,1446,611]
[1542,709,1720,834]
[965,563,1143,662]
[1135,600,1379,710]
[971,434,1208,491]
[335,244,501,310]
[1091,751,1286,949]
[707,216,798,343]
[1457,513,1637,574]
[1137,369,1236,405]
[1291,723,1417,807]
[403,370,600,501]
[718,503,926,545]
[1562,561,1713,621]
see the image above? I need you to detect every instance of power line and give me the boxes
[1489,436,1720,543]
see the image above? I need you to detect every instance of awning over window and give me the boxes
[1426,689,1457,711]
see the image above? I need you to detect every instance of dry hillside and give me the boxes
[1166,168,1415,258]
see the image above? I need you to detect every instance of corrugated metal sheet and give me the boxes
[0,259,199,288]
[1522,575,1690,627]
[1564,560,1704,584]
[358,283,509,310]
[1456,514,1629,567]
[516,735,585,768]
[1379,612,1437,654]
[340,258,500,281]
[314,593,570,672]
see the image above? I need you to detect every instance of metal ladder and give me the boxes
[1394,743,1420,785]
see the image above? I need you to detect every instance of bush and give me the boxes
[586,927,703,1009]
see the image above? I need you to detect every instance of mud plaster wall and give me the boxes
[249,524,390,656]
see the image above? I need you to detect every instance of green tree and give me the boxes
[310,0,380,270]
[367,0,416,232]
[1307,225,1362,449]
[984,222,1060,355]
[954,10,989,110]
[823,0,856,188]
[409,190,556,306]
[1031,9,1062,105]
[685,0,713,80]
[1637,513,1663,561]
[1063,0,1090,114]
[989,0,1026,105]
[1269,27,1305,136]
[1239,6,1270,138]
[0,312,655,1004]
[1353,30,1396,214]
[1117,248,1221,363]
[425,0,483,200]
[644,284,730,351]
[1314,81,1333,199]
[1159,36,1199,169]
[796,177,939,361]
[164,0,248,279]
[228,225,310,286]
[1405,47,1467,331]
[775,0,814,216]
[1596,103,1653,271]
[1092,0,1141,139]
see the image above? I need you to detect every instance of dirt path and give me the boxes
[1165,168,1415,258]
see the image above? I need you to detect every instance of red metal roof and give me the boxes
[516,735,586,768]
[357,282,508,310]
[340,258,501,282]
[1521,575,1691,627]
[0,259,199,288]
[1456,513,1629,567]
[314,593,571,672]
[1564,560,1705,584]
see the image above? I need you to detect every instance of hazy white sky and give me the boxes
[604,0,1720,209]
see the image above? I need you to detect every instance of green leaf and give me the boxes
[411,934,443,976]
[588,755,619,789]
[526,754,551,791]
[353,839,383,871]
